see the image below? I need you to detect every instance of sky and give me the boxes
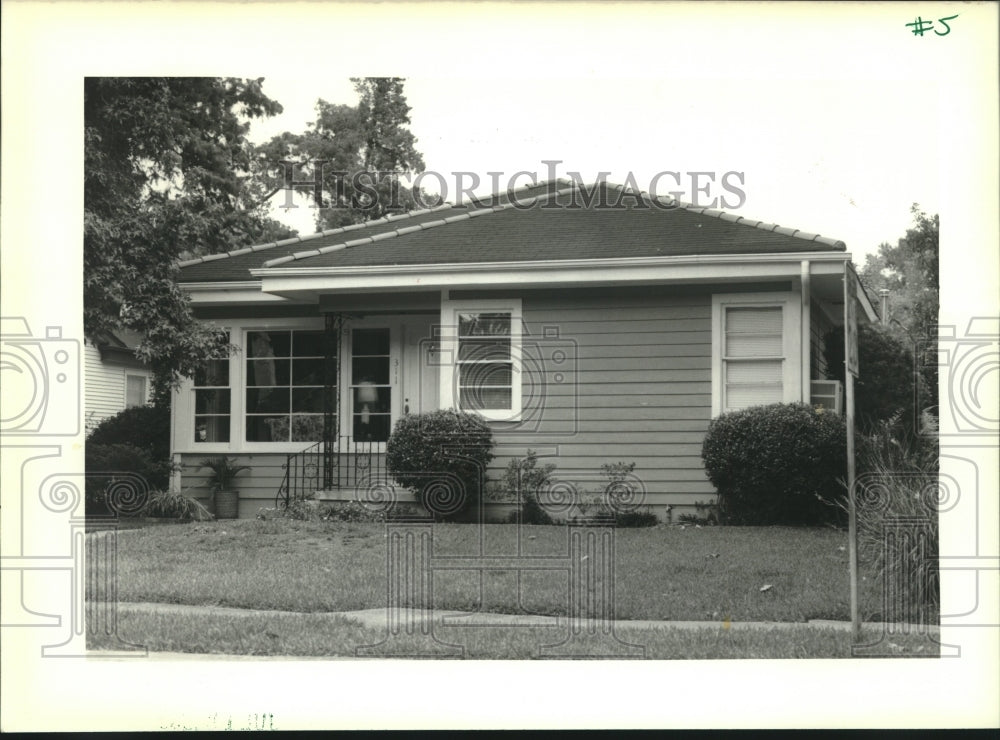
[249,74,941,267]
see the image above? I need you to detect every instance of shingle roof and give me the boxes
[177,180,846,283]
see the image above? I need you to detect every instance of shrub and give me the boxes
[504,450,557,525]
[701,403,846,526]
[142,489,213,521]
[87,405,171,461]
[386,410,495,521]
[824,323,923,433]
[85,442,173,515]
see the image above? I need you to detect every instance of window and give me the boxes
[193,337,231,443]
[712,293,801,416]
[125,374,147,408]
[245,329,325,442]
[441,299,522,421]
[723,306,784,410]
[351,328,392,442]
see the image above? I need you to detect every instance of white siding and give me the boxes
[84,339,152,432]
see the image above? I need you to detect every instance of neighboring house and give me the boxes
[172,180,875,519]
[84,330,153,433]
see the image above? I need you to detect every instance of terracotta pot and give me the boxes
[214,488,239,519]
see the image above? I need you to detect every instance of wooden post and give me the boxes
[844,264,861,638]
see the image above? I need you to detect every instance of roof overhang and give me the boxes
[180,252,874,322]
[249,250,853,296]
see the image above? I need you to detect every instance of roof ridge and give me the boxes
[262,183,582,268]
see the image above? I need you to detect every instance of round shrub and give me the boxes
[386,410,494,521]
[87,405,171,461]
[701,402,847,526]
[85,442,173,515]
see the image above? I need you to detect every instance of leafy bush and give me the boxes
[701,403,847,526]
[824,323,922,433]
[87,405,170,461]
[142,489,213,521]
[386,410,494,521]
[85,442,173,515]
[504,450,557,525]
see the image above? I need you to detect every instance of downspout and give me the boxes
[800,260,811,403]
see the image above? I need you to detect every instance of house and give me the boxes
[84,330,153,433]
[171,179,875,519]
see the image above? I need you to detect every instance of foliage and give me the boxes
[142,489,214,521]
[835,415,939,623]
[199,457,250,490]
[611,509,660,528]
[503,450,557,525]
[85,442,173,515]
[677,501,719,526]
[701,403,847,526]
[259,77,427,231]
[858,205,939,409]
[385,410,494,521]
[256,499,387,524]
[824,321,923,433]
[84,77,292,398]
[87,405,171,461]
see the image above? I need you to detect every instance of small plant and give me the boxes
[142,489,214,521]
[199,457,250,490]
[572,461,656,527]
[678,500,719,526]
[505,450,557,525]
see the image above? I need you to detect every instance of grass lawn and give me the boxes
[89,610,940,659]
[89,518,895,623]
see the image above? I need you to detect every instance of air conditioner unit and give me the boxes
[810,380,843,415]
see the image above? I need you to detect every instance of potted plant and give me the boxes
[200,457,249,520]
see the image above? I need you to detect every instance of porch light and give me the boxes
[357,380,378,425]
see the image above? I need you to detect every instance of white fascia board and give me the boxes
[179,281,299,304]
[253,252,850,295]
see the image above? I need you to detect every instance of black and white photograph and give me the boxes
[1,0,997,732]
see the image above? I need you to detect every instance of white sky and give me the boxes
[251,74,940,266]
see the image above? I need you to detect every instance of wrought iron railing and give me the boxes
[276,436,388,508]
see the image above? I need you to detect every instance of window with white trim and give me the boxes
[244,329,325,443]
[441,300,522,421]
[722,306,785,410]
[193,334,231,443]
[711,293,801,416]
[125,374,147,408]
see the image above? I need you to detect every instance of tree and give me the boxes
[824,322,923,433]
[84,78,294,402]
[259,77,426,230]
[858,205,939,411]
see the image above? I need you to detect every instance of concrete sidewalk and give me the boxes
[98,600,940,634]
